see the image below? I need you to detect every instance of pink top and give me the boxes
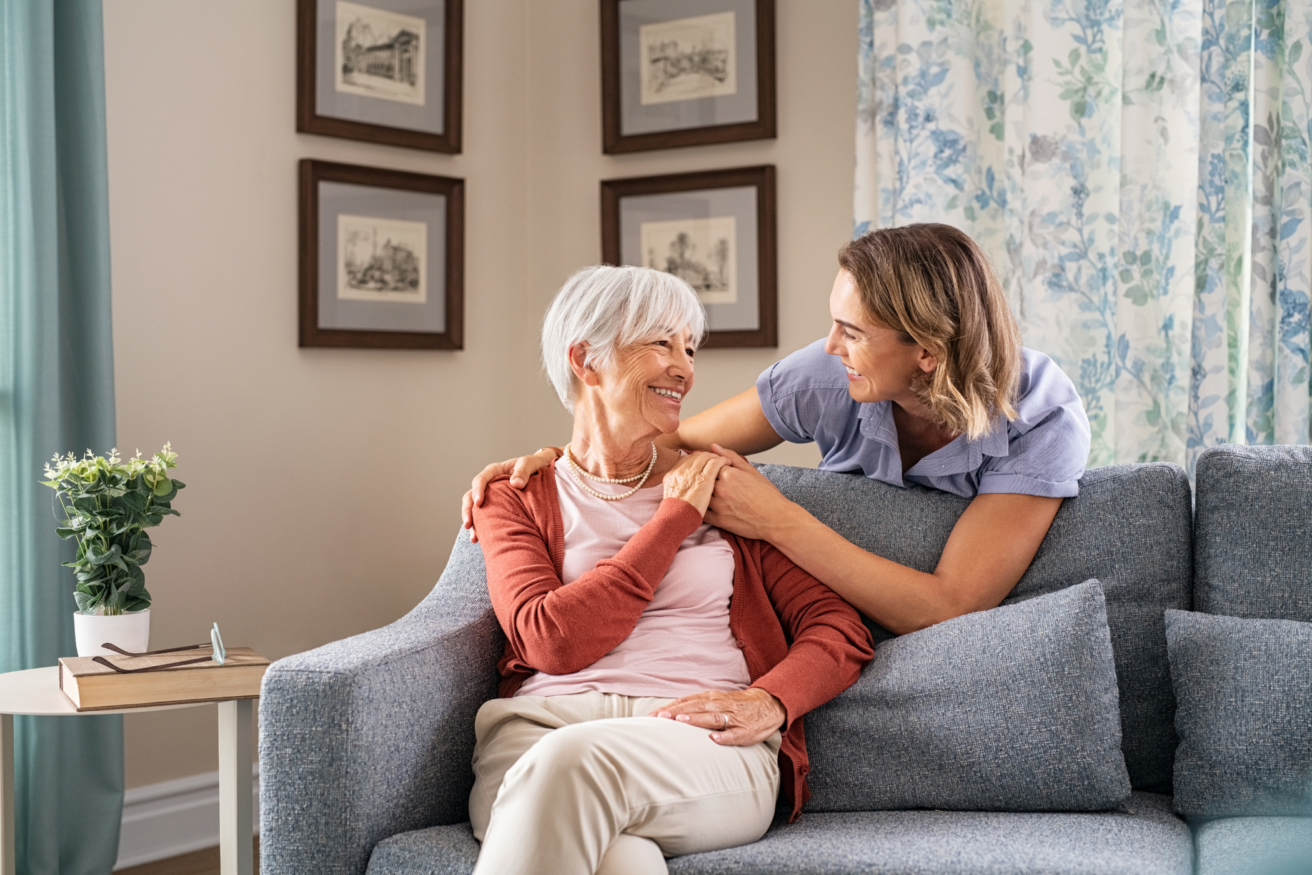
[515,457,751,698]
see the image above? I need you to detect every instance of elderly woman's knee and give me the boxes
[505,721,628,788]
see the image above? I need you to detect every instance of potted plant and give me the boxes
[40,444,184,657]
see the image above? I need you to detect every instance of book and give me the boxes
[58,646,270,711]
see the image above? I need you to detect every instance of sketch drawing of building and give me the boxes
[334,2,426,104]
[341,22,419,87]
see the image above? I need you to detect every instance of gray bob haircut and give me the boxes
[542,265,707,412]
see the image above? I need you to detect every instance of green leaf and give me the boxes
[55,527,77,540]
[1123,250,1137,265]
[73,591,98,613]
[1124,285,1151,306]
[1120,269,1135,283]
[1139,250,1153,266]
[153,477,172,496]
[1289,41,1303,64]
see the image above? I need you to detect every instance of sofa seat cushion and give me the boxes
[1193,816,1312,875]
[365,793,1190,875]
[805,580,1131,812]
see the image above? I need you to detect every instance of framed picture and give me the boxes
[601,0,775,154]
[297,0,462,153]
[299,159,464,349]
[602,165,776,348]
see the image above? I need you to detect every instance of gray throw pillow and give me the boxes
[1167,609,1312,817]
[804,580,1132,812]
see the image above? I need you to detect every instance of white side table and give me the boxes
[0,667,254,875]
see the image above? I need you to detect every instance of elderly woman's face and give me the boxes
[594,324,697,435]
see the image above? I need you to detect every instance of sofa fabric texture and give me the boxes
[365,793,1191,875]
[804,580,1131,812]
[1192,816,1312,875]
[1194,444,1312,622]
[1167,610,1312,817]
[761,462,1191,794]
[260,532,500,875]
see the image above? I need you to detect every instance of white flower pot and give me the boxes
[73,609,151,657]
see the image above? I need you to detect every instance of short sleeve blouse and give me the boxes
[755,340,1091,499]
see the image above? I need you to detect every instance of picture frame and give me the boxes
[600,0,775,154]
[602,165,776,348]
[299,159,464,350]
[297,0,463,153]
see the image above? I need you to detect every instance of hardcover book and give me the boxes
[58,647,269,711]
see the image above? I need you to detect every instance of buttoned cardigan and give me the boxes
[472,466,874,822]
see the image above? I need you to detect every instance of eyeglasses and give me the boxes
[92,622,229,674]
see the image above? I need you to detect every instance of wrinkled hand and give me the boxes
[650,688,786,746]
[461,448,559,543]
[662,452,729,517]
[704,444,791,540]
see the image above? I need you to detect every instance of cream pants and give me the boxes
[469,692,781,875]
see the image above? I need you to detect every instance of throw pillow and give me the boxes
[1167,609,1312,817]
[804,579,1132,812]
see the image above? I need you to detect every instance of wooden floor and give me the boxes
[115,840,259,875]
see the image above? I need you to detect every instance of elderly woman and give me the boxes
[469,265,873,875]
[466,224,1091,636]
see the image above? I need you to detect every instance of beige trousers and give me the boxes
[469,692,781,875]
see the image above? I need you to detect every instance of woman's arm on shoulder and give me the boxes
[462,388,783,537]
[664,387,784,455]
[474,481,703,674]
[707,450,1062,634]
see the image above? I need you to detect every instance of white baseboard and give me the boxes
[113,766,260,870]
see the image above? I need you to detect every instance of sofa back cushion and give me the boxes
[803,580,1132,812]
[1194,444,1312,621]
[1167,610,1312,817]
[760,462,1192,794]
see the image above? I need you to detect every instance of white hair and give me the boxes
[541,265,707,412]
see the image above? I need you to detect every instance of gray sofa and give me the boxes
[259,445,1312,875]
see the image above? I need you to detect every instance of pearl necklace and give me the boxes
[564,442,658,501]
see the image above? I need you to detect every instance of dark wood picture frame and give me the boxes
[297,0,463,153]
[601,0,775,154]
[602,165,776,348]
[299,159,464,349]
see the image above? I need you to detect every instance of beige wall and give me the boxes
[103,0,855,789]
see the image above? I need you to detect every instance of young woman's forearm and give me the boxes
[762,492,1063,635]
[762,503,950,634]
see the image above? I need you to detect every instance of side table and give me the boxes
[0,667,255,875]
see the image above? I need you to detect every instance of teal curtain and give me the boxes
[1,1,124,873]
[856,0,1312,472]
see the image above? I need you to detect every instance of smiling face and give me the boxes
[823,269,935,406]
[576,323,696,439]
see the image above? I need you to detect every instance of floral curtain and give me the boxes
[856,0,1312,470]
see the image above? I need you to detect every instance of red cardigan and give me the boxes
[472,466,874,821]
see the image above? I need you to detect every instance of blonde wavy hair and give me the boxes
[837,224,1021,439]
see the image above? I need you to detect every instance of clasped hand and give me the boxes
[701,444,790,540]
[649,687,786,746]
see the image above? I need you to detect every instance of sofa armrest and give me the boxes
[259,533,500,875]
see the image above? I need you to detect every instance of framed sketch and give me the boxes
[297,0,462,153]
[602,165,776,348]
[601,0,775,154]
[299,159,464,349]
